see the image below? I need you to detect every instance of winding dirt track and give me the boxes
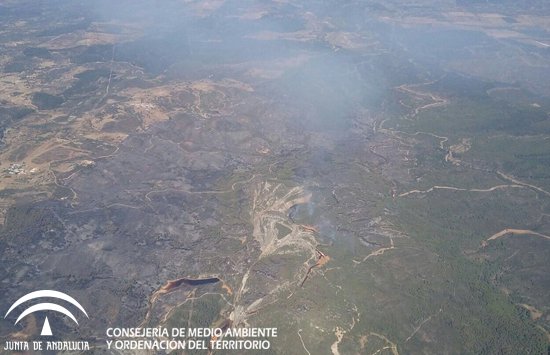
[497,171,550,197]
[398,184,525,197]
[481,228,550,247]
[395,80,449,119]
[230,182,319,328]
[405,308,442,343]
[354,237,395,264]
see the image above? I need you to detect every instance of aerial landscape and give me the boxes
[0,0,549,354]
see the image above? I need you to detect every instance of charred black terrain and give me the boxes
[0,0,549,354]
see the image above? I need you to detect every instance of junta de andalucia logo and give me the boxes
[3,289,91,352]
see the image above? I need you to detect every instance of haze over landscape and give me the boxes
[0,0,549,354]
